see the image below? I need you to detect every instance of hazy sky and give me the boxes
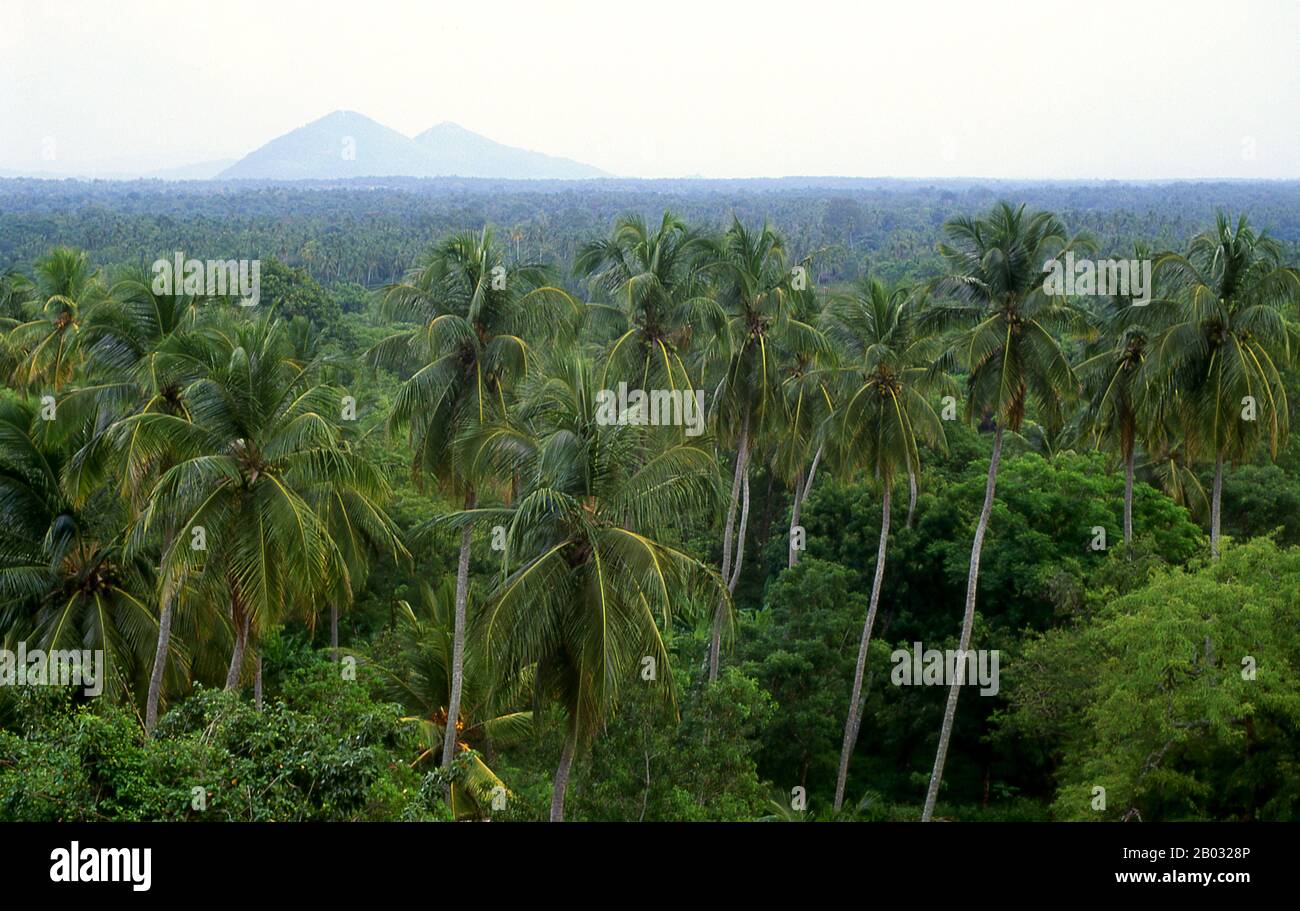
[3,0,1297,179]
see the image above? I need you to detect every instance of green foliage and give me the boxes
[570,666,775,821]
[0,195,1296,823]
[737,560,863,797]
[999,537,1300,821]
[0,663,438,821]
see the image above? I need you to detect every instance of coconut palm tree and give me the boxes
[375,580,531,819]
[59,267,215,729]
[773,282,835,568]
[450,350,723,820]
[0,400,157,702]
[575,211,723,391]
[1152,212,1300,558]
[6,248,106,393]
[119,315,394,705]
[821,278,947,813]
[366,228,579,777]
[917,203,1088,820]
[697,219,823,681]
[1074,246,1162,546]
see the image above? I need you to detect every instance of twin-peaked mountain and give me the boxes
[219,111,609,180]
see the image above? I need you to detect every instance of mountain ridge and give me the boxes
[219,111,609,180]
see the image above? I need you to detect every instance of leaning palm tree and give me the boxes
[917,203,1088,821]
[574,211,722,392]
[450,350,724,820]
[366,228,579,778]
[1152,212,1300,558]
[821,279,947,813]
[120,315,394,708]
[697,218,823,680]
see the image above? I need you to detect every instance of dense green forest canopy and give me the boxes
[3,177,1297,287]
[1,180,1298,822]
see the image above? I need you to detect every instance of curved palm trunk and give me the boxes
[1210,455,1223,559]
[145,530,177,734]
[804,445,823,501]
[329,601,339,662]
[549,721,579,822]
[225,609,251,690]
[710,419,749,682]
[1123,446,1135,547]
[788,444,823,569]
[833,483,892,813]
[922,426,1003,821]
[788,469,805,569]
[145,597,173,734]
[728,465,751,591]
[906,467,918,529]
[441,490,476,775]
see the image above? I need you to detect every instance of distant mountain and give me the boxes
[219,111,608,180]
[219,112,434,180]
[412,122,607,179]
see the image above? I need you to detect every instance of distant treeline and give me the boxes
[2,178,1297,290]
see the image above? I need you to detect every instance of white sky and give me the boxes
[2,0,1297,179]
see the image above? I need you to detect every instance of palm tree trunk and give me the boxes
[441,490,476,775]
[803,444,822,501]
[1123,446,1135,547]
[1210,455,1224,559]
[789,444,824,568]
[728,463,751,592]
[922,426,1003,821]
[550,722,579,822]
[833,483,892,813]
[710,418,749,682]
[225,610,251,690]
[254,651,263,711]
[906,467,918,529]
[788,470,804,569]
[145,597,173,734]
[329,601,339,662]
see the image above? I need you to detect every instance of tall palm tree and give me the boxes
[918,203,1087,821]
[1075,246,1161,546]
[366,228,578,777]
[773,282,834,568]
[698,219,823,680]
[120,315,393,705]
[63,266,212,729]
[574,211,722,392]
[6,248,106,393]
[0,400,157,702]
[1152,212,1300,558]
[453,351,723,820]
[821,278,947,813]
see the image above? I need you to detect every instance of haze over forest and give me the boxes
[3,0,1297,181]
